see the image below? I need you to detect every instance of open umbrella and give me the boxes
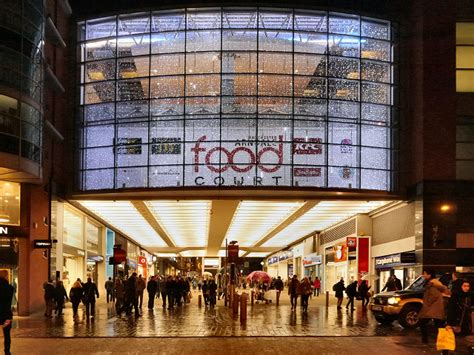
[202,271,214,279]
[361,274,379,281]
[246,271,271,284]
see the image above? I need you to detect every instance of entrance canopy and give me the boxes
[75,199,397,257]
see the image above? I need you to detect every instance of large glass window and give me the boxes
[456,23,474,92]
[78,8,396,191]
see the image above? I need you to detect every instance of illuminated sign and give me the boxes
[33,240,53,248]
[0,227,8,235]
[303,253,322,267]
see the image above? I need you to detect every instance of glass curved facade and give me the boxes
[0,0,43,163]
[78,8,397,191]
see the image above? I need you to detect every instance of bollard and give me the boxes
[251,290,254,305]
[233,293,240,316]
[326,291,329,308]
[198,294,202,307]
[276,290,280,306]
[240,292,248,323]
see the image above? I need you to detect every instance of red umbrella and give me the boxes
[246,271,271,284]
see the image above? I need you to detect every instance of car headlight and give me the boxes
[387,297,401,305]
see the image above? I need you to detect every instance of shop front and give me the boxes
[324,236,370,291]
[375,252,417,292]
[303,253,322,279]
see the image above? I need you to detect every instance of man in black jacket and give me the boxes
[147,276,158,310]
[124,273,140,316]
[0,270,14,355]
[82,277,99,319]
[345,280,358,311]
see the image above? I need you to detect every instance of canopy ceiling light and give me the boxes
[223,201,303,247]
[262,200,394,247]
[78,201,167,247]
[146,200,210,248]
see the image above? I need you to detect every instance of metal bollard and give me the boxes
[233,293,240,316]
[240,292,248,322]
[251,290,254,305]
[198,294,202,307]
[326,291,329,308]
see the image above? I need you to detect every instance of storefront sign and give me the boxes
[0,225,28,237]
[113,247,126,263]
[346,237,357,248]
[375,252,416,269]
[357,237,370,282]
[267,256,279,265]
[33,240,53,248]
[303,253,322,267]
[279,251,293,261]
[138,256,147,266]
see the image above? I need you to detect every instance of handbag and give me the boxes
[436,327,456,351]
[452,298,469,334]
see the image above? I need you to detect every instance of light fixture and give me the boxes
[439,204,453,213]
[0,213,10,223]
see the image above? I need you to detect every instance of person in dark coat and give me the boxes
[447,280,472,336]
[69,280,83,320]
[450,272,464,296]
[124,273,139,316]
[54,281,68,315]
[0,270,14,355]
[358,280,371,307]
[202,280,209,306]
[114,278,125,315]
[147,276,158,310]
[333,278,346,309]
[82,277,99,319]
[345,280,358,311]
[43,280,55,318]
[104,277,114,303]
[159,277,167,308]
[274,276,284,304]
[208,279,217,308]
[288,275,301,311]
[166,276,176,309]
[418,269,449,345]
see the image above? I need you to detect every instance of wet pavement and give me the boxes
[12,291,415,338]
[8,291,474,354]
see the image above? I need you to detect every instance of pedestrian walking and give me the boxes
[82,277,99,319]
[358,280,371,307]
[0,270,14,355]
[274,276,284,304]
[299,277,312,312]
[147,276,158,310]
[345,280,358,311]
[114,278,125,314]
[333,278,345,310]
[209,279,217,308]
[137,275,146,308]
[418,269,449,346]
[69,280,83,320]
[124,273,140,316]
[202,280,209,306]
[446,279,472,335]
[313,277,321,297]
[105,277,114,303]
[288,275,301,311]
[449,271,464,296]
[43,280,55,318]
[54,281,68,316]
[159,277,167,308]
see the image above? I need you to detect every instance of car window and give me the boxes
[406,276,425,290]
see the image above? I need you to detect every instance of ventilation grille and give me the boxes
[321,219,356,245]
[372,203,415,246]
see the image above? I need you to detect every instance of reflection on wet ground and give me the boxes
[12,292,418,338]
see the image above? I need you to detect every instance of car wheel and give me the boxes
[399,305,421,329]
[375,315,393,325]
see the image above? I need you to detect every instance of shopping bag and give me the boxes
[436,327,456,351]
